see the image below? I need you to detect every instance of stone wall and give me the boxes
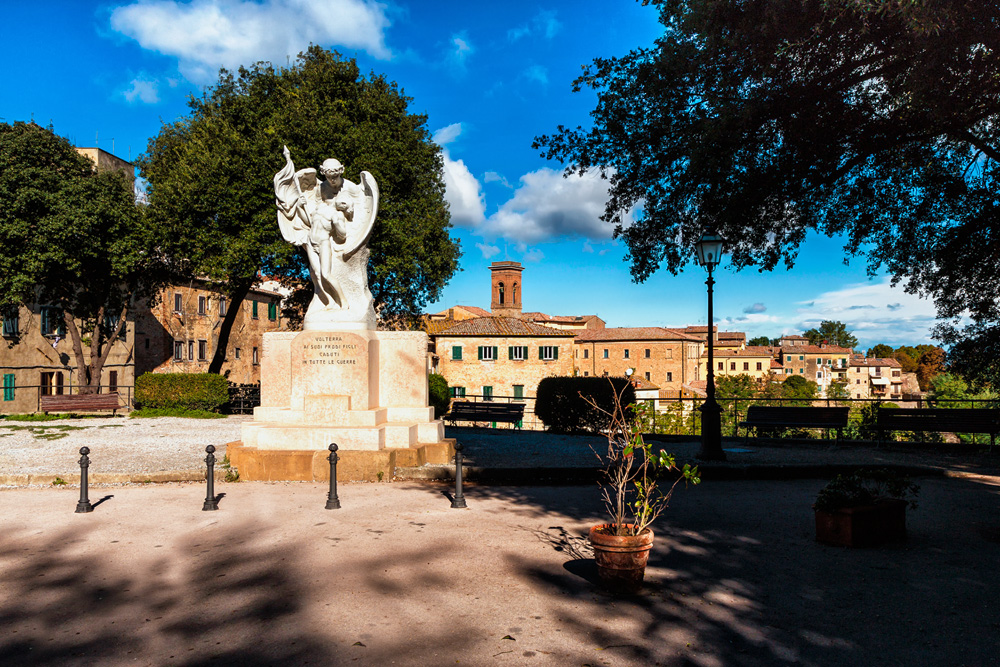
[435,335,574,400]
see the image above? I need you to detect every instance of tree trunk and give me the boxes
[208,280,253,375]
[63,311,92,394]
[87,303,129,393]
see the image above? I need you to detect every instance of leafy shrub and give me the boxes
[814,468,919,512]
[130,407,226,419]
[134,373,229,412]
[535,376,636,433]
[428,373,450,418]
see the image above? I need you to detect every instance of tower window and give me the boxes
[497,282,505,305]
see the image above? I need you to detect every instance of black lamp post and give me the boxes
[695,232,727,461]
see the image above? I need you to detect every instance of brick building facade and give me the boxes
[572,327,704,396]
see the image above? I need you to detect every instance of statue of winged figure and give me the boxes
[274,146,379,330]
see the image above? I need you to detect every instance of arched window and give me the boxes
[497,282,505,305]
[512,283,518,304]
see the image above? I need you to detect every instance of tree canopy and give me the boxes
[140,46,460,372]
[804,321,858,349]
[0,122,162,391]
[747,335,772,347]
[535,0,1000,388]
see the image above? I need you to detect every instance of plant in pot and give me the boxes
[587,385,700,592]
[814,468,919,547]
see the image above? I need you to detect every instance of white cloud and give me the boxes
[122,75,160,103]
[507,10,561,41]
[484,171,511,188]
[110,0,391,83]
[743,302,767,314]
[448,32,473,70]
[523,65,548,85]
[523,248,545,262]
[479,167,626,244]
[432,123,485,226]
[582,240,594,253]
[476,242,500,259]
[432,123,463,147]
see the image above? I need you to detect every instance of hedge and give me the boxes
[429,373,451,418]
[134,373,230,412]
[534,376,636,434]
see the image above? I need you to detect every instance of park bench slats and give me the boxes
[739,406,850,443]
[447,400,524,427]
[39,392,121,414]
[877,408,999,447]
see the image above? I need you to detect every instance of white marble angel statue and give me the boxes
[274,146,379,330]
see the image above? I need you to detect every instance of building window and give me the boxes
[509,346,527,361]
[603,349,609,359]
[198,340,208,361]
[3,373,15,401]
[644,349,651,358]
[645,372,651,381]
[174,292,182,312]
[2,309,18,338]
[497,282,505,305]
[540,346,558,361]
[583,349,589,359]
[730,362,736,371]
[800,368,805,374]
[666,372,673,382]
[584,372,589,376]
[40,308,65,337]
[198,296,207,315]
[268,301,278,321]
[513,385,524,400]
[251,300,259,319]
[219,298,227,316]
[786,355,792,362]
[108,371,118,394]
[452,345,463,360]
[624,349,630,359]
[756,362,762,371]
[856,379,861,384]
[482,385,493,401]
[817,372,823,379]
[450,386,466,398]
[817,357,822,364]
[743,362,749,371]
[478,346,497,361]
[173,341,184,361]
[252,347,259,365]
[40,372,63,396]
[718,362,723,371]
[799,355,804,361]
[187,341,194,361]
[235,347,241,360]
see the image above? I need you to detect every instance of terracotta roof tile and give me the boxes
[574,327,703,342]
[433,316,572,337]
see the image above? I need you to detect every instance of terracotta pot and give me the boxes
[589,524,654,592]
[815,498,908,548]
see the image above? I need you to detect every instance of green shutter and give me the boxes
[513,385,523,399]
[252,300,259,318]
[492,346,498,360]
[3,374,14,401]
[553,346,558,360]
[539,347,543,360]
[508,346,514,360]
[453,345,462,360]
[268,302,277,320]
[521,346,528,359]
[478,346,483,360]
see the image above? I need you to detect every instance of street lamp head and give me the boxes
[695,232,725,270]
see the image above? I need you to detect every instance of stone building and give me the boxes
[700,345,775,380]
[572,327,704,396]
[777,344,852,395]
[846,357,904,401]
[431,316,574,400]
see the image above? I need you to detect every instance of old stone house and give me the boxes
[847,356,904,401]
[572,327,705,396]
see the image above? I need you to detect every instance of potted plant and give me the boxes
[588,385,700,592]
[814,468,919,547]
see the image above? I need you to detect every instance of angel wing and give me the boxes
[340,171,379,257]
[273,146,310,246]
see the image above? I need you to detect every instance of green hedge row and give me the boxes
[429,373,450,418]
[535,376,636,434]
[135,373,230,412]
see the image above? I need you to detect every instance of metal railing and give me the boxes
[227,383,261,414]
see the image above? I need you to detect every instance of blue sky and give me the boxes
[0,0,943,350]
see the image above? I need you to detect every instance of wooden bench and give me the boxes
[39,392,122,415]
[877,408,999,448]
[447,400,525,428]
[739,406,850,443]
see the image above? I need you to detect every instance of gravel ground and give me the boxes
[0,415,249,477]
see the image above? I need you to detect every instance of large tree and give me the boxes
[140,46,460,373]
[535,0,1000,387]
[804,320,858,349]
[0,122,163,392]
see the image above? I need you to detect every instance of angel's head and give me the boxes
[320,158,345,183]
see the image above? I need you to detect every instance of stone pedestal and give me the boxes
[235,329,451,481]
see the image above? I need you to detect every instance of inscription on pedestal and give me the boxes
[302,336,360,366]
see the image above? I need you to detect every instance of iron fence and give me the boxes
[227,383,261,415]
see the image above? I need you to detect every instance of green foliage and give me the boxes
[747,336,772,347]
[827,379,850,402]
[814,469,919,512]
[130,407,226,419]
[634,400,700,436]
[867,344,895,359]
[535,376,636,434]
[780,375,819,405]
[4,413,68,422]
[535,0,1000,387]
[134,373,230,412]
[0,122,165,390]
[428,373,450,418]
[51,477,67,486]
[804,321,858,350]
[929,373,998,408]
[139,46,460,371]
[220,454,241,482]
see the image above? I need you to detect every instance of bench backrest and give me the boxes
[39,392,121,411]
[745,405,850,425]
[450,401,524,415]
[878,407,1000,429]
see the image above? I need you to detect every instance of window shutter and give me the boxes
[508,346,514,360]
[478,346,483,361]
[522,346,528,359]
[539,347,544,360]
[492,346,498,360]
[553,346,558,360]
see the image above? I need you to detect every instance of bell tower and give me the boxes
[490,261,523,318]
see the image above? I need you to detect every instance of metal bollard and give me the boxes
[202,445,219,511]
[451,442,467,509]
[326,443,341,510]
[75,447,93,513]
